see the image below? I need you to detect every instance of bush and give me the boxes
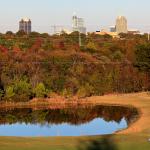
[5,86,15,101]
[77,83,94,98]
[33,83,48,98]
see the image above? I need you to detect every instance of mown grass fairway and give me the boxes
[0,134,150,150]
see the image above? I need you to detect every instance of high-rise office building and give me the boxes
[72,14,86,34]
[116,16,127,34]
[19,18,31,34]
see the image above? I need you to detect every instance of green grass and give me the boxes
[0,93,150,150]
[0,134,150,150]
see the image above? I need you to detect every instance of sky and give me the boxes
[0,0,150,33]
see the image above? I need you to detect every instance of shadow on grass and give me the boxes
[77,136,118,150]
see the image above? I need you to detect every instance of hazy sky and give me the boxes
[0,0,150,33]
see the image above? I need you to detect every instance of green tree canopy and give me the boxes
[33,83,48,98]
[135,44,150,72]
[5,86,15,100]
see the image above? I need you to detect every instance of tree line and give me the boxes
[0,31,149,102]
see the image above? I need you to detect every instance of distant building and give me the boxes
[116,16,128,34]
[19,18,31,34]
[61,28,72,35]
[72,14,86,34]
[110,26,116,32]
[51,25,72,35]
[128,29,140,35]
[95,31,119,38]
[95,28,118,38]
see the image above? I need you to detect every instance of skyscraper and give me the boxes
[19,18,31,34]
[116,16,128,34]
[72,14,86,34]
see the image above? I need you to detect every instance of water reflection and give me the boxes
[0,105,138,136]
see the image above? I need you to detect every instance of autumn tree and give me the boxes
[135,44,150,72]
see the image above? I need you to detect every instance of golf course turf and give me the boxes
[0,92,150,150]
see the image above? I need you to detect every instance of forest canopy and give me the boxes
[0,32,149,102]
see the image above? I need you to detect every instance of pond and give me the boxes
[0,105,138,137]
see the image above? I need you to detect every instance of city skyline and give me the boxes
[0,0,150,33]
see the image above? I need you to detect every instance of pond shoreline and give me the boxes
[0,92,149,134]
[0,96,140,110]
[87,92,150,134]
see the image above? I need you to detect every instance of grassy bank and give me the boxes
[0,134,150,150]
[0,92,150,150]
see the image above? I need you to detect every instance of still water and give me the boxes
[0,105,138,136]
